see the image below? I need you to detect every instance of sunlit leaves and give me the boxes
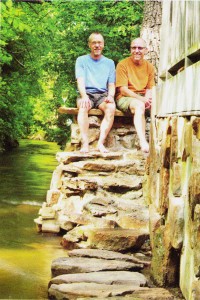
[0,0,144,152]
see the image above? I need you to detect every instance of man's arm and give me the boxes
[104,83,115,103]
[77,77,91,109]
[75,57,91,109]
[77,77,88,98]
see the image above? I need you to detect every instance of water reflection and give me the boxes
[0,140,67,299]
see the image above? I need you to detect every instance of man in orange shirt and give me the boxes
[116,38,155,153]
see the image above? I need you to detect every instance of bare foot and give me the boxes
[140,140,149,153]
[80,144,89,153]
[97,143,109,153]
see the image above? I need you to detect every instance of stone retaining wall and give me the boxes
[145,115,200,299]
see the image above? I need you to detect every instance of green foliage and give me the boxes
[0,0,144,152]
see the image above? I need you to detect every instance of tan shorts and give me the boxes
[116,96,151,116]
[116,97,135,113]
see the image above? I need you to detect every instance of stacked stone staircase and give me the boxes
[35,148,183,299]
[35,150,149,248]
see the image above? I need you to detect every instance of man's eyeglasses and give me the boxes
[131,46,145,51]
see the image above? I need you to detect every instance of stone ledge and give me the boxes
[56,151,123,163]
[58,107,132,117]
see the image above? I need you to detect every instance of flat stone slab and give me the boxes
[62,159,145,175]
[76,287,175,299]
[51,257,143,277]
[68,249,151,266]
[56,151,123,164]
[58,107,130,117]
[48,283,174,299]
[49,270,147,287]
[100,175,142,192]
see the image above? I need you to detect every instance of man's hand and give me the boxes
[145,98,152,109]
[78,96,92,110]
[145,89,152,109]
[104,95,115,103]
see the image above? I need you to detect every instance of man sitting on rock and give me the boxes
[75,32,116,153]
[116,37,155,153]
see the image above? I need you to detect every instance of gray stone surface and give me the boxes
[56,151,123,164]
[49,271,147,287]
[51,257,143,277]
[68,249,150,266]
[48,283,175,299]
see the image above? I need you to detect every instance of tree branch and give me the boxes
[13,56,25,68]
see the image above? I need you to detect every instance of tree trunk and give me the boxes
[140,0,163,83]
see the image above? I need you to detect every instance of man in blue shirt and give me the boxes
[75,32,116,153]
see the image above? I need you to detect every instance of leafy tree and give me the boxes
[0,0,144,152]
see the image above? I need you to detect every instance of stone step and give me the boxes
[48,249,177,300]
[49,270,147,287]
[51,257,144,277]
[56,151,123,164]
[61,157,145,176]
[62,174,143,194]
[48,283,174,299]
[58,107,130,117]
[67,249,151,266]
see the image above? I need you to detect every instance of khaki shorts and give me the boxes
[116,97,135,113]
[116,96,151,114]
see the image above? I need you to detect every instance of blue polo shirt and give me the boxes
[75,54,115,94]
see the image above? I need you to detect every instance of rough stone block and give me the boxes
[63,177,98,192]
[168,196,184,249]
[149,204,162,249]
[171,162,182,197]
[46,189,61,205]
[191,280,200,300]
[183,121,192,160]
[50,166,62,190]
[116,211,149,232]
[71,123,81,144]
[151,224,180,286]
[189,172,200,221]
[86,228,149,252]
[42,220,60,233]
[159,117,171,169]
[170,117,178,164]
[192,116,200,140]
[39,206,55,219]
[158,167,170,214]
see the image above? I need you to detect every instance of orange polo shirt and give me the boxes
[115,56,155,100]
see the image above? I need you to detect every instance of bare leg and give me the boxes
[97,102,115,153]
[130,100,149,153]
[77,108,90,153]
[133,109,149,152]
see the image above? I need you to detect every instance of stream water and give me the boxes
[0,139,66,299]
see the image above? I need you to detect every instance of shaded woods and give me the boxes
[0,0,144,152]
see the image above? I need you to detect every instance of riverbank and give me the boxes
[0,140,66,299]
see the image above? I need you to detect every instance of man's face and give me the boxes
[130,39,147,64]
[89,34,104,58]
